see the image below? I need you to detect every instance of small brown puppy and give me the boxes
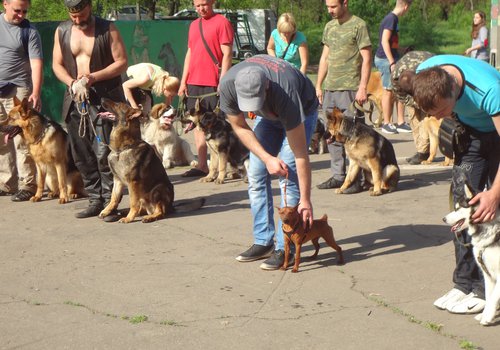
[277,205,344,273]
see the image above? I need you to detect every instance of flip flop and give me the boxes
[182,168,208,177]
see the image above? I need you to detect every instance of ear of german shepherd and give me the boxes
[182,98,249,184]
[5,97,85,203]
[326,108,400,196]
[99,98,204,223]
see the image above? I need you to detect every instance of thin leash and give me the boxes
[76,100,109,147]
[283,170,289,207]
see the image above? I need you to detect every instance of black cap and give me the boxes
[64,0,91,13]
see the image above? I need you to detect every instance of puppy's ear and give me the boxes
[150,103,166,119]
[293,204,300,212]
[13,96,22,106]
[21,98,30,113]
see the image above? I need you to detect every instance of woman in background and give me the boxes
[267,13,309,74]
[122,63,179,115]
[465,11,489,62]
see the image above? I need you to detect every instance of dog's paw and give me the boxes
[118,217,132,223]
[214,177,225,184]
[291,268,299,273]
[370,190,382,196]
[421,160,433,165]
[190,160,198,168]
[200,176,215,183]
[58,197,69,204]
[30,195,42,202]
[47,191,57,198]
[335,189,344,194]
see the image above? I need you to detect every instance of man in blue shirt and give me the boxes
[411,55,500,315]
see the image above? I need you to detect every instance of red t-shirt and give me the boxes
[187,14,234,87]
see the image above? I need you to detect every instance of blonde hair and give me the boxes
[151,72,180,96]
[277,13,297,35]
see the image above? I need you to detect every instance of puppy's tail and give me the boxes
[173,197,205,213]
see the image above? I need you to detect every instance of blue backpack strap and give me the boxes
[20,19,30,58]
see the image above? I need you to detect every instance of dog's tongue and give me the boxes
[451,219,465,232]
[1,125,22,142]
[3,133,8,144]
[184,121,195,134]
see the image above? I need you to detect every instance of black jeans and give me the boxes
[451,129,500,299]
[66,104,113,207]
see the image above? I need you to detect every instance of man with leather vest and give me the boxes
[52,0,127,219]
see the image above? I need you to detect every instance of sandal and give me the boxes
[182,168,208,178]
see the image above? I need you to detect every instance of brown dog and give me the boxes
[366,71,383,127]
[4,97,85,203]
[98,98,204,223]
[277,205,344,273]
[421,116,453,166]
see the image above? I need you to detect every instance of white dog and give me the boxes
[443,181,500,326]
[141,103,197,170]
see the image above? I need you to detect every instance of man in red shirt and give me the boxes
[178,0,234,177]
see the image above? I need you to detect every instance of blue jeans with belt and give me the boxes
[452,129,500,299]
[248,112,317,250]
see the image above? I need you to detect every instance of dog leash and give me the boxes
[77,100,109,147]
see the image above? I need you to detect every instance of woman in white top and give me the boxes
[465,11,489,62]
[122,63,180,114]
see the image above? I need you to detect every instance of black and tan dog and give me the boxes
[326,107,400,196]
[98,98,204,223]
[277,204,344,273]
[182,98,249,184]
[3,97,85,203]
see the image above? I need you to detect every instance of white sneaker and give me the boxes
[381,123,398,134]
[446,292,485,314]
[433,288,467,310]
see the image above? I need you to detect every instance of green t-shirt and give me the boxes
[322,15,371,91]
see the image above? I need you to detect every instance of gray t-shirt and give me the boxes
[0,14,43,87]
[219,55,318,131]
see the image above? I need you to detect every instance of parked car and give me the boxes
[107,5,161,21]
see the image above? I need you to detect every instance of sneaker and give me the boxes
[433,288,467,310]
[381,123,398,134]
[259,250,293,270]
[396,122,412,133]
[11,189,34,202]
[406,152,430,165]
[447,293,485,314]
[316,177,344,190]
[0,189,15,196]
[235,244,274,262]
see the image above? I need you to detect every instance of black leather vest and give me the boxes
[58,17,124,120]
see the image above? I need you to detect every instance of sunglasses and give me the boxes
[13,9,28,14]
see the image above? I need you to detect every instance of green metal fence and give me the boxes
[36,19,193,122]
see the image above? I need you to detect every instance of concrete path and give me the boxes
[0,130,496,350]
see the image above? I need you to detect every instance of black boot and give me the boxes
[406,152,430,165]
[75,204,103,219]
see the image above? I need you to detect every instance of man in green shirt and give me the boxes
[316,0,372,193]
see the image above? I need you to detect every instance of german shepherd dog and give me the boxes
[443,180,500,326]
[142,103,197,169]
[182,98,249,184]
[326,107,400,196]
[2,97,85,203]
[98,98,204,223]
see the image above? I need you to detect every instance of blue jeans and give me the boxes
[248,112,317,250]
